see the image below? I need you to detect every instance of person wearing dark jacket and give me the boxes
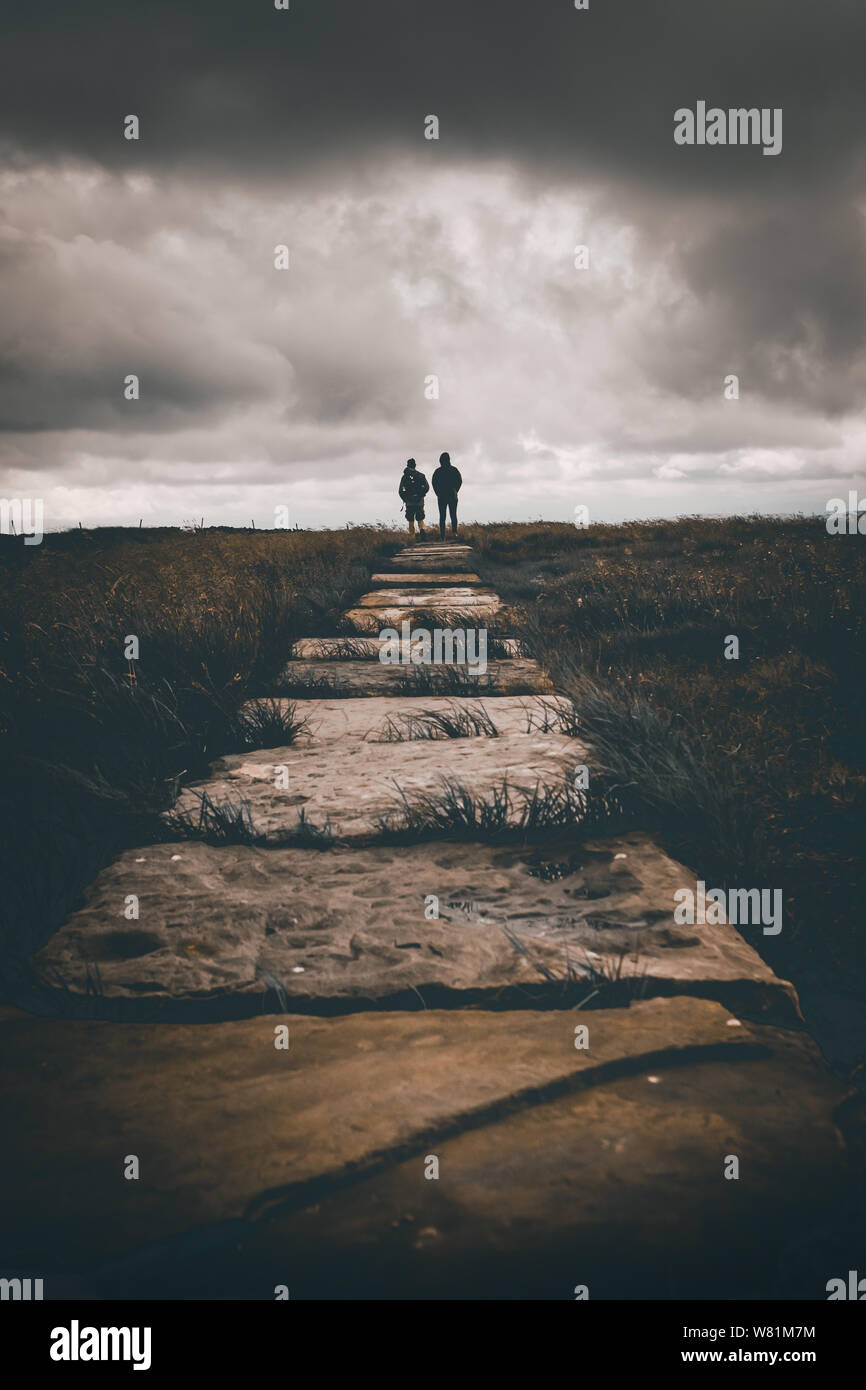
[398,458,429,539]
[431,451,462,539]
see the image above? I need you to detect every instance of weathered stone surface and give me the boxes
[244,1022,859,1302]
[387,554,474,572]
[287,694,567,741]
[345,610,499,633]
[370,573,482,585]
[273,657,551,695]
[31,832,799,1022]
[291,637,524,660]
[169,714,582,842]
[18,538,840,1301]
[384,543,483,580]
[397,544,474,555]
[345,584,500,632]
[3,997,844,1288]
[354,586,497,608]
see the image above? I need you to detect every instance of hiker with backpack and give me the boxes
[398,458,429,539]
[431,451,462,540]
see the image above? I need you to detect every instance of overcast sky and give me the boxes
[1,0,865,529]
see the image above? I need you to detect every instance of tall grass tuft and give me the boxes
[374,701,499,742]
[376,773,626,842]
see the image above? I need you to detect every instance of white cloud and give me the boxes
[1,158,865,528]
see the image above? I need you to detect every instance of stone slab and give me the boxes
[240,1022,859,1302]
[353,587,498,608]
[286,694,568,742]
[2,997,834,1282]
[31,831,799,1022]
[397,539,475,550]
[370,573,482,586]
[169,721,582,843]
[345,599,501,633]
[291,637,524,660]
[388,558,477,573]
[387,555,475,572]
[272,657,551,696]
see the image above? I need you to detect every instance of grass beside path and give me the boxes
[6,513,863,1056]
[0,524,401,989]
[463,517,866,1037]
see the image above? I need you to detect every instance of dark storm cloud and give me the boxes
[2,0,864,193]
[2,1,866,527]
[0,210,292,433]
[616,188,866,417]
[0,166,430,437]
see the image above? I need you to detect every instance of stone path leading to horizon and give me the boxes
[4,540,862,1298]
[32,540,796,1019]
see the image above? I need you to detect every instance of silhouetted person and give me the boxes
[398,458,429,539]
[432,451,462,539]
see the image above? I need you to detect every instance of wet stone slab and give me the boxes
[31,832,799,1022]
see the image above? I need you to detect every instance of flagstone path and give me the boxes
[4,539,862,1299]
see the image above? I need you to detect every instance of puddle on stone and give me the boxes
[525,852,584,882]
[522,841,616,884]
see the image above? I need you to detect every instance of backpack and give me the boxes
[400,469,428,503]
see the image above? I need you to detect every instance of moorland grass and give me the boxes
[373,701,500,741]
[0,523,400,992]
[464,516,866,1012]
[6,513,863,1038]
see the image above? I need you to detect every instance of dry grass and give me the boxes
[6,512,863,1029]
[0,523,400,988]
[466,516,866,1000]
[376,773,625,841]
[373,702,500,741]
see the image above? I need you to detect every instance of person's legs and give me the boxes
[448,496,458,537]
[438,497,447,540]
[407,511,415,537]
